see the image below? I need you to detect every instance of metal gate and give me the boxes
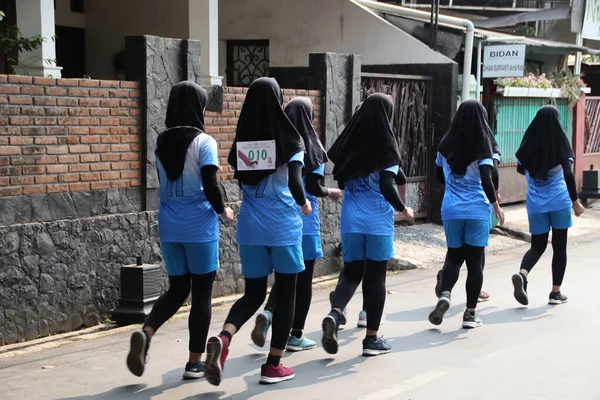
[361,73,433,218]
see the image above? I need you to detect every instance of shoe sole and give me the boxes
[462,320,483,329]
[286,343,316,352]
[205,337,223,386]
[548,299,568,305]
[329,292,347,326]
[512,274,529,306]
[362,348,392,357]
[428,298,450,326]
[357,320,367,328]
[182,370,205,380]
[259,373,296,384]
[126,331,146,377]
[322,316,338,355]
[251,313,269,348]
[477,296,490,303]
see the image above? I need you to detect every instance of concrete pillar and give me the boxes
[573,94,587,190]
[15,0,62,77]
[189,0,222,86]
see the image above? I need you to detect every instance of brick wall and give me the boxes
[0,75,141,197]
[210,87,322,180]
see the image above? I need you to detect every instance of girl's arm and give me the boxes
[395,167,407,203]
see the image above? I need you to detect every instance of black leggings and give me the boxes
[441,245,484,309]
[144,271,216,354]
[331,259,387,331]
[225,272,297,350]
[520,228,568,286]
[265,260,315,332]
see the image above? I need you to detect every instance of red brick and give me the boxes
[0,177,7,186]
[110,126,128,135]
[101,118,119,126]
[120,81,139,89]
[90,127,110,135]
[110,180,130,188]
[68,88,89,97]
[205,126,219,134]
[228,87,243,94]
[23,146,46,155]
[80,172,101,182]
[35,175,57,184]
[111,144,130,152]
[47,146,69,155]
[69,127,89,135]
[11,156,35,165]
[79,79,101,87]
[120,99,139,108]
[46,107,69,117]
[120,170,138,179]
[34,98,56,106]
[220,126,236,134]
[130,161,141,169]
[111,162,129,170]
[101,171,120,180]
[129,91,140,99]
[11,175,34,185]
[58,136,79,145]
[109,90,129,98]
[69,182,90,191]
[68,108,89,116]
[120,117,138,126]
[34,117,57,125]
[101,136,120,144]
[23,165,46,174]
[0,85,21,94]
[80,136,101,144]
[130,178,141,186]
[10,137,34,145]
[33,77,55,85]
[9,116,31,125]
[0,95,7,105]
[80,154,100,163]
[0,76,6,83]
[218,149,228,157]
[130,144,141,152]
[100,99,120,108]
[0,106,20,115]
[35,137,57,145]
[110,108,129,116]
[229,101,243,110]
[90,162,111,171]
[58,117,79,126]
[130,109,140,117]
[69,164,90,172]
[79,99,100,107]
[69,145,90,153]
[56,78,79,86]
[59,173,79,183]
[35,155,58,164]
[91,144,110,153]
[128,126,140,135]
[79,117,99,126]
[47,165,68,173]
[91,181,111,190]
[120,135,139,144]
[0,187,23,196]
[57,98,79,107]
[21,107,45,116]
[100,80,119,88]
[101,153,120,162]
[47,184,68,193]
[89,89,110,98]
[58,155,79,163]
[8,75,33,84]
[21,127,46,136]
[0,147,21,156]
[0,166,21,176]
[46,87,67,96]
[90,108,110,116]
[0,137,6,145]
[23,185,47,195]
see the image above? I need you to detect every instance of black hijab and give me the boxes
[155,81,208,181]
[284,97,328,175]
[328,93,400,184]
[227,77,305,185]
[437,99,494,175]
[515,105,573,180]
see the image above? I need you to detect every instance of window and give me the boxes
[226,40,269,87]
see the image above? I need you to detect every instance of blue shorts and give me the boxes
[528,208,573,235]
[341,233,394,262]
[239,244,305,278]
[443,219,490,248]
[161,241,219,276]
[302,235,323,261]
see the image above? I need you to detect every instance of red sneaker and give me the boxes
[478,290,490,302]
[205,335,229,386]
[259,363,296,384]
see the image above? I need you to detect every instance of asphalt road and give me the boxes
[1,239,599,400]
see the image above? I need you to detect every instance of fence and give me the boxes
[585,97,600,154]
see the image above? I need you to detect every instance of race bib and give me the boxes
[236,140,276,171]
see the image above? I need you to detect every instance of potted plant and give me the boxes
[494,73,554,97]
[550,68,590,108]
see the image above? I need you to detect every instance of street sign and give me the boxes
[482,44,526,78]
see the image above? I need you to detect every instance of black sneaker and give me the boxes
[548,291,568,305]
[321,315,339,354]
[512,273,529,305]
[182,361,205,380]
[462,311,483,329]
[127,330,149,377]
[429,292,451,326]
[362,336,392,357]
[329,291,347,326]
[435,269,443,298]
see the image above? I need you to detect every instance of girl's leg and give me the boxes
[267,272,298,366]
[291,260,315,336]
[462,245,485,329]
[512,233,549,305]
[362,259,387,336]
[429,247,464,326]
[188,271,217,363]
[549,228,569,304]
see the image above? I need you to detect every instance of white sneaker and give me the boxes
[357,311,367,328]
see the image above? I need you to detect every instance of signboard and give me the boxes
[236,140,276,171]
[483,44,526,78]
[582,0,600,41]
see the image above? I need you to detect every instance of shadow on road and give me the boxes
[386,304,465,323]
[478,305,553,325]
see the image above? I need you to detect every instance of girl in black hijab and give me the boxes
[321,93,414,358]
[205,78,311,386]
[252,96,342,353]
[127,81,233,380]
[511,105,585,306]
[428,99,504,330]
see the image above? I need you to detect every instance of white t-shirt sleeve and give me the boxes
[477,158,494,168]
[198,136,219,169]
[384,165,400,175]
[289,151,305,167]
[435,152,443,167]
[312,164,326,176]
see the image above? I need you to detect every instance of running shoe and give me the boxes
[286,335,317,352]
[357,310,367,328]
[126,330,149,377]
[478,290,491,302]
[428,292,451,326]
[548,291,568,305]
[329,291,347,326]
[182,361,205,380]
[251,310,272,348]
[321,315,339,354]
[462,311,483,329]
[362,336,392,357]
[511,273,529,305]
[205,335,229,386]
[435,269,443,298]
[259,363,296,384]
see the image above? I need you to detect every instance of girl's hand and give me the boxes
[327,188,342,202]
[301,201,312,216]
[573,200,585,217]
[493,202,505,225]
[220,207,234,223]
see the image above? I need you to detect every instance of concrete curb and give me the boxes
[497,225,532,243]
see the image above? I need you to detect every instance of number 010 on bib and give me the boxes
[236,140,276,171]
